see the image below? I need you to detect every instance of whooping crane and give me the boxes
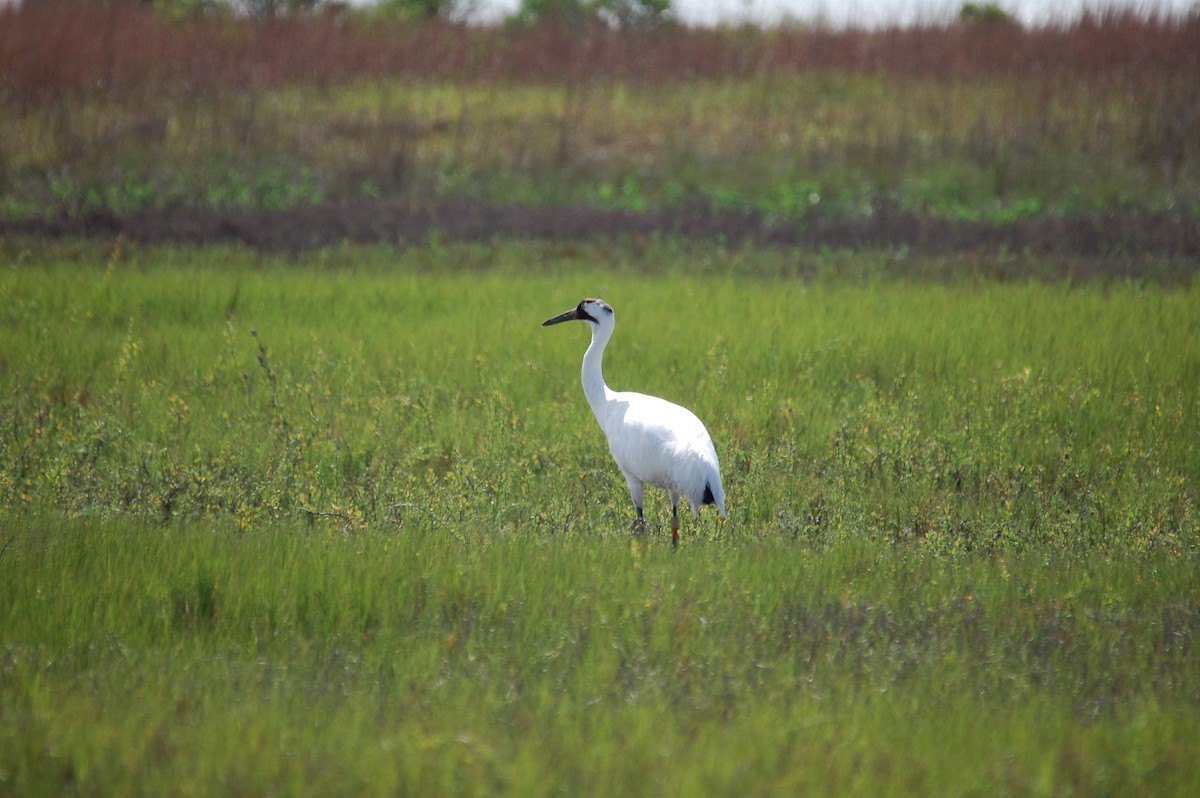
[542,298,726,547]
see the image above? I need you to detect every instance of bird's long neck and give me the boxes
[581,323,614,418]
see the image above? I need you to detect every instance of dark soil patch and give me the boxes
[4,201,1198,278]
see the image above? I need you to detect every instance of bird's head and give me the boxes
[542,298,613,329]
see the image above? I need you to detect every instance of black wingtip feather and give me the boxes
[703,482,716,506]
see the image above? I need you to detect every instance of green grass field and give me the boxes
[2,238,1198,795]
[3,7,1198,794]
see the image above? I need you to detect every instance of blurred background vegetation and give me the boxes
[1,0,1197,229]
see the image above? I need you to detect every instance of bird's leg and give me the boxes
[626,478,647,536]
[631,506,646,535]
[671,504,679,549]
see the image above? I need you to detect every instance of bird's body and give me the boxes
[543,298,725,546]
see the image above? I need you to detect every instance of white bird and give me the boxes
[542,298,726,547]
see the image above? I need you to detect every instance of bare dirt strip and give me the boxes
[4,202,1197,277]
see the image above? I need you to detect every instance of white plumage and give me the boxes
[543,298,726,547]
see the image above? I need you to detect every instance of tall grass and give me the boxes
[1,237,1196,550]
[1,238,1197,794]
[2,3,1197,220]
[3,516,1198,795]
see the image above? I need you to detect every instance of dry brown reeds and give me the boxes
[3,1,1197,104]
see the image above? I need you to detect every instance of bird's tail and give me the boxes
[702,476,727,518]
